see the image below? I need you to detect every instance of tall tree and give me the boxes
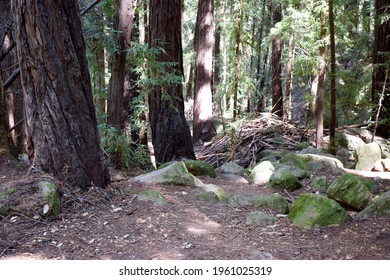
[372,0,390,137]
[213,0,222,115]
[12,0,110,188]
[328,0,337,154]
[271,2,283,117]
[148,0,195,165]
[107,0,136,129]
[316,2,327,148]
[193,0,216,143]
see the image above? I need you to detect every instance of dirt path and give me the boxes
[1,157,389,260]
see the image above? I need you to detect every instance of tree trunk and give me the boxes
[232,0,242,121]
[271,3,283,117]
[193,0,216,143]
[12,0,110,189]
[372,0,390,137]
[328,0,337,154]
[316,5,327,149]
[213,0,222,116]
[107,0,136,130]
[148,0,195,165]
[284,33,295,121]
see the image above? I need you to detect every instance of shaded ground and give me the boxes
[0,155,389,260]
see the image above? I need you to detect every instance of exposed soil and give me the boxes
[0,155,389,260]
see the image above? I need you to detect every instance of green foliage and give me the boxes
[99,124,152,170]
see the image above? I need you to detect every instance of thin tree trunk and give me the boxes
[316,5,327,149]
[213,0,222,116]
[284,34,295,121]
[307,74,319,126]
[12,0,110,188]
[271,3,283,117]
[148,0,195,165]
[329,0,337,154]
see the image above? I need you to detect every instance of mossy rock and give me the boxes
[298,153,344,170]
[311,176,329,192]
[38,181,61,216]
[268,166,302,191]
[0,180,60,217]
[326,173,375,210]
[197,183,229,203]
[358,191,390,219]
[137,189,167,206]
[246,211,278,226]
[289,193,350,229]
[229,193,289,214]
[279,151,311,171]
[133,162,202,187]
[219,161,245,174]
[183,160,216,178]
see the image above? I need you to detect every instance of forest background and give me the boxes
[0,0,389,188]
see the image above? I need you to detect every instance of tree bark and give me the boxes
[372,0,390,137]
[148,0,195,165]
[193,0,216,143]
[213,0,222,116]
[12,0,110,189]
[316,5,327,149]
[107,0,136,130]
[271,3,283,117]
[328,0,337,154]
[284,34,295,121]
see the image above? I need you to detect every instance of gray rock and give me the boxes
[355,142,382,171]
[137,189,167,206]
[311,176,328,192]
[229,194,289,214]
[268,166,302,191]
[358,191,390,219]
[132,162,202,187]
[246,211,278,226]
[326,173,375,210]
[219,161,245,174]
[298,153,344,170]
[249,161,279,185]
[288,193,350,229]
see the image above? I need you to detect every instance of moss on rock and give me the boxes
[289,193,350,229]
[326,173,375,210]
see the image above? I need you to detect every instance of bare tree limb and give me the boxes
[80,0,102,17]
[3,67,20,90]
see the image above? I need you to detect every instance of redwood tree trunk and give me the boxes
[329,0,337,154]
[148,0,195,165]
[107,0,136,130]
[12,0,110,189]
[193,0,216,143]
[271,3,283,117]
[372,0,390,137]
[316,5,327,149]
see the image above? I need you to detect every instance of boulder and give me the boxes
[183,160,216,178]
[288,193,350,229]
[311,176,328,192]
[229,194,289,214]
[326,173,375,210]
[298,153,344,170]
[268,166,303,191]
[355,142,382,171]
[132,162,202,187]
[246,211,278,226]
[358,191,390,219]
[219,161,244,174]
[0,180,61,217]
[196,183,229,203]
[137,189,167,206]
[249,161,278,185]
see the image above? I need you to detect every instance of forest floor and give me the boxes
[0,154,389,260]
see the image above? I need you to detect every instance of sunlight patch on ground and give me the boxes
[187,220,221,235]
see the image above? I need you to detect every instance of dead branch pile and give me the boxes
[195,114,311,168]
